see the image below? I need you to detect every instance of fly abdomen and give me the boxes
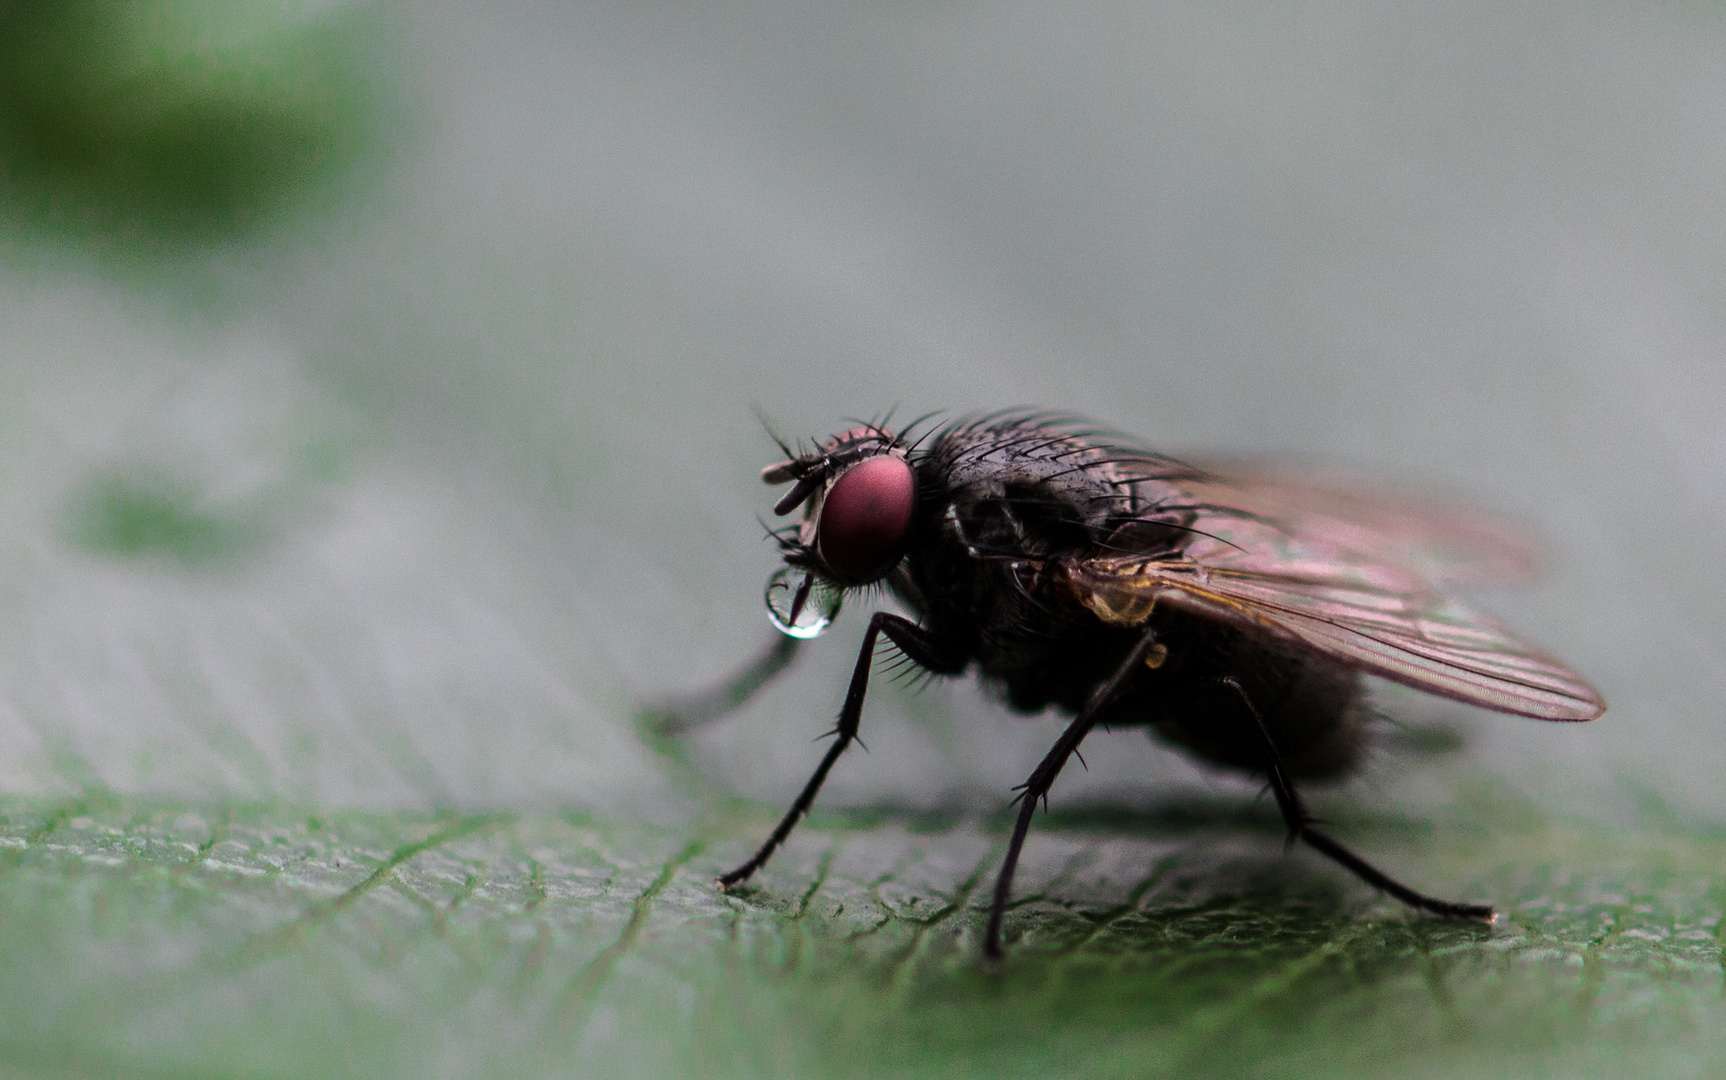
[1123,615,1367,781]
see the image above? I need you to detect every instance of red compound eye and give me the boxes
[817,455,916,578]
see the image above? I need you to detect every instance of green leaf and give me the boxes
[0,0,391,248]
[0,790,1720,1080]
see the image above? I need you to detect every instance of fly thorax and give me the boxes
[940,442,1139,558]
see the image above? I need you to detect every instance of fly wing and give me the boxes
[1064,508,1604,722]
[1174,459,1544,587]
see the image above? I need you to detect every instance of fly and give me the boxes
[651,410,1605,960]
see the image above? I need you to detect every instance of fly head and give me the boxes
[759,425,920,637]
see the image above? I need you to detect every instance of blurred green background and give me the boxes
[0,2,1722,1077]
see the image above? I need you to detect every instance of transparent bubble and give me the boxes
[764,567,842,639]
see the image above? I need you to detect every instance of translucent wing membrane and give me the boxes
[1180,459,1545,587]
[1063,477,1604,722]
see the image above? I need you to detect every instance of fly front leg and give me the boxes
[1220,676,1495,923]
[716,612,960,891]
[984,626,1161,959]
[640,634,802,736]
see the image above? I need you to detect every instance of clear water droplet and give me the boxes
[765,567,842,639]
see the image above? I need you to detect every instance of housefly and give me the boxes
[653,410,1605,959]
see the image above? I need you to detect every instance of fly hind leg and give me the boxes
[1221,676,1495,923]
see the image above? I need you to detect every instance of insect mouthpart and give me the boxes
[764,567,843,638]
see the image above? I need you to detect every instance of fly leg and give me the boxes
[716,613,959,890]
[984,626,1162,960]
[1221,676,1495,923]
[640,634,802,736]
